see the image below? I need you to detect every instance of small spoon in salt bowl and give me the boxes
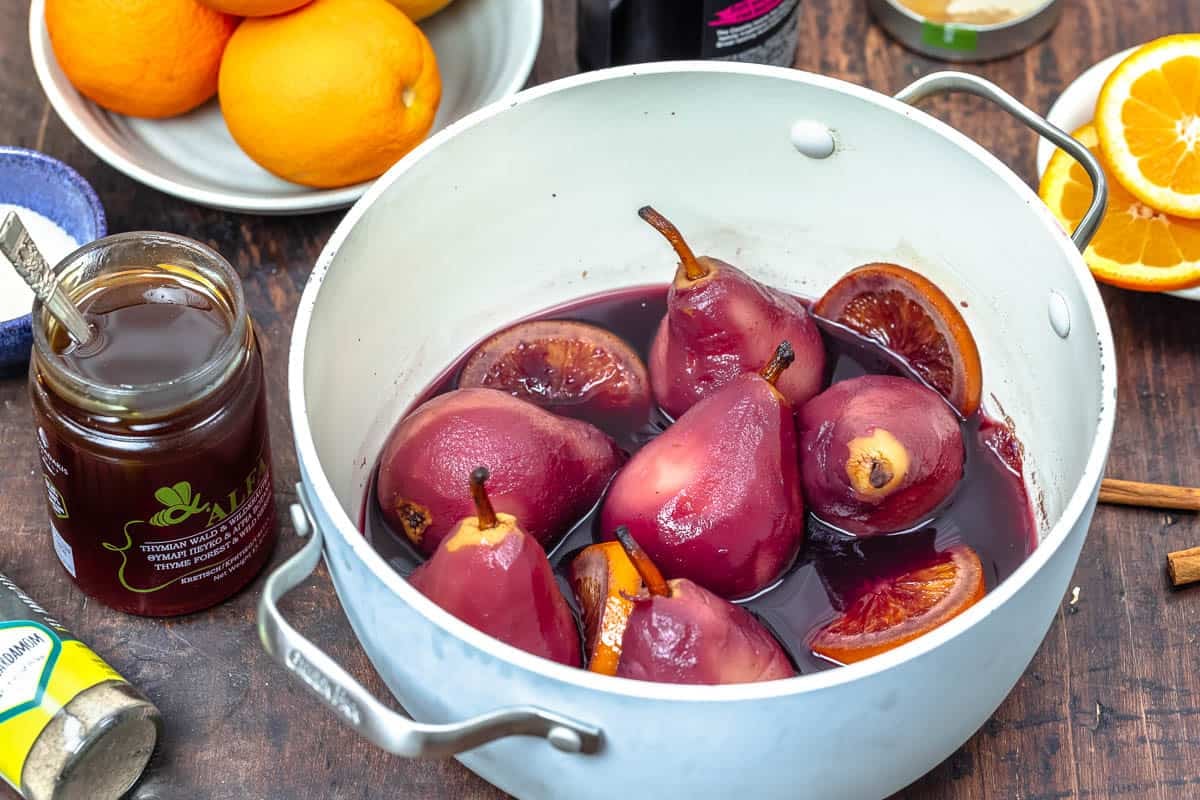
[0,210,92,345]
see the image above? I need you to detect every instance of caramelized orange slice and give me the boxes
[810,543,985,665]
[570,542,645,675]
[814,264,983,417]
[459,320,650,421]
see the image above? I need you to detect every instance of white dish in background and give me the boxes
[28,0,542,215]
[1037,46,1200,302]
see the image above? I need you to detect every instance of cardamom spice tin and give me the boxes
[0,573,160,800]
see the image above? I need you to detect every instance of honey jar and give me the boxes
[28,232,277,616]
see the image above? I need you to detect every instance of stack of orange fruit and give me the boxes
[1040,35,1200,292]
[44,0,445,189]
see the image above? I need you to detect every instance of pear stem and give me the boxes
[613,526,671,597]
[759,341,795,386]
[469,467,498,529]
[638,206,708,281]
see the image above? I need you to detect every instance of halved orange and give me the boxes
[814,263,983,417]
[459,320,650,422]
[570,542,644,675]
[810,543,985,665]
[1096,35,1200,219]
[1040,124,1200,291]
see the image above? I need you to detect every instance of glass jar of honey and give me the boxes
[28,232,277,616]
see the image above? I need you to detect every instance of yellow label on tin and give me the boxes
[0,622,122,792]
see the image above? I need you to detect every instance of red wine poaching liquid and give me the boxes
[362,286,1037,673]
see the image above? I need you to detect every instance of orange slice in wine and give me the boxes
[810,543,985,665]
[570,541,645,675]
[814,263,983,417]
[459,320,650,421]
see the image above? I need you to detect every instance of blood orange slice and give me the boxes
[814,264,982,417]
[459,320,650,422]
[570,542,645,675]
[809,543,985,665]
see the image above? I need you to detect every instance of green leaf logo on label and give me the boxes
[149,482,210,527]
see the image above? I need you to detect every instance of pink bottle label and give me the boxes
[709,0,786,27]
[702,0,800,64]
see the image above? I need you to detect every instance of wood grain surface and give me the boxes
[2,0,1199,797]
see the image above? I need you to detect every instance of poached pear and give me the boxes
[599,342,805,599]
[640,206,826,418]
[377,387,623,556]
[409,468,581,666]
[798,375,964,535]
[599,527,795,684]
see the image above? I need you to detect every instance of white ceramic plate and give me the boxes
[28,0,541,215]
[1036,46,1200,301]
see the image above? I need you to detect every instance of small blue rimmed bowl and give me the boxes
[0,147,106,373]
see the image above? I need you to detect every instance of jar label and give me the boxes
[0,578,124,793]
[103,459,274,596]
[36,412,277,615]
[702,0,801,65]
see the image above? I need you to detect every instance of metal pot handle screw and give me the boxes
[895,71,1107,252]
[256,483,603,758]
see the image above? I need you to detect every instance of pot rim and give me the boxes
[289,61,1117,703]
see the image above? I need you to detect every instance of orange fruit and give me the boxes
[813,263,983,418]
[459,320,651,423]
[1096,35,1200,219]
[1041,124,1200,292]
[198,0,311,14]
[218,0,441,188]
[571,542,644,676]
[384,0,454,22]
[810,543,985,665]
[45,0,237,119]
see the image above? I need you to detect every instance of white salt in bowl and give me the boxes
[0,147,106,372]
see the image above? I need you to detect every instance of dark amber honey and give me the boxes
[30,238,276,617]
[52,267,231,386]
[363,285,1036,672]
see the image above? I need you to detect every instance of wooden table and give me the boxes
[2,1,1199,797]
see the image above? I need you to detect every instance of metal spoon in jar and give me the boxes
[0,210,93,345]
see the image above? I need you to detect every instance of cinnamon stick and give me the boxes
[1168,547,1200,587]
[1099,479,1200,512]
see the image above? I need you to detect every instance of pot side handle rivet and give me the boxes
[290,503,312,538]
[1048,291,1071,338]
[547,726,584,753]
[790,120,836,159]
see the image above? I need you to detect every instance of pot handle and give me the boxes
[256,483,603,758]
[894,71,1107,252]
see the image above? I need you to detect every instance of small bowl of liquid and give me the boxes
[0,146,106,373]
[868,0,1062,62]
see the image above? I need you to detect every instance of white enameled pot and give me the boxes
[260,64,1116,800]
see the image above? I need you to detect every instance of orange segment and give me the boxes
[570,542,644,676]
[1039,124,1200,291]
[810,544,985,665]
[1096,35,1200,218]
[814,264,982,418]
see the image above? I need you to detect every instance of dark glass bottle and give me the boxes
[578,0,802,70]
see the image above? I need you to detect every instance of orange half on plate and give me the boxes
[1040,123,1200,292]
